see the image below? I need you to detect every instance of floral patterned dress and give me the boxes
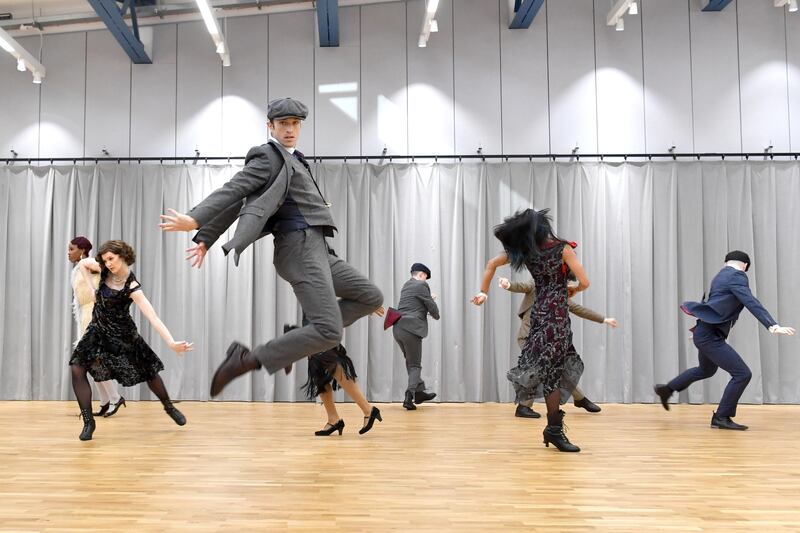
[506,241,584,405]
[69,272,165,387]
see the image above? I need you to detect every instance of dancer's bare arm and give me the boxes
[562,246,589,295]
[78,258,101,302]
[129,286,194,354]
[472,252,509,306]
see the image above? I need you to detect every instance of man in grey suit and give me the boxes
[499,276,616,418]
[392,262,439,410]
[159,98,384,396]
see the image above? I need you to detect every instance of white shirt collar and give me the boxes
[269,136,296,154]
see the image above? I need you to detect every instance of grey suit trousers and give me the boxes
[393,325,426,393]
[252,227,383,373]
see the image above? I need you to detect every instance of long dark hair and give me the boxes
[493,208,564,270]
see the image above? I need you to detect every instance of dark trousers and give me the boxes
[252,227,383,373]
[392,326,425,393]
[668,321,752,418]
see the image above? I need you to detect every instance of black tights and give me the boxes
[70,364,172,412]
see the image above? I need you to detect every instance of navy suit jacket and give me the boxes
[682,266,776,337]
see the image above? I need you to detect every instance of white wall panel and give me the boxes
[222,15,269,156]
[0,35,40,159]
[737,0,790,152]
[689,0,742,152]
[547,0,598,154]
[39,32,86,158]
[789,7,800,152]
[176,21,222,157]
[85,30,131,158]
[407,0,455,155]
[2,3,800,159]
[315,6,361,156]
[593,0,645,154]
[268,11,316,155]
[642,0,694,153]
[453,0,501,154]
[499,0,549,154]
[130,24,177,157]
[361,2,408,156]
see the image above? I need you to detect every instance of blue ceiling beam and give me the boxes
[317,0,339,47]
[86,0,151,63]
[702,0,734,11]
[509,0,545,29]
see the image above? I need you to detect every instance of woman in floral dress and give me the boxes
[472,209,589,452]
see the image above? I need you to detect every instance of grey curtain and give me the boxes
[1,162,798,404]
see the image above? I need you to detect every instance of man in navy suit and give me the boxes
[654,251,795,430]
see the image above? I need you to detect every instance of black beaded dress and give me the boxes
[69,271,165,387]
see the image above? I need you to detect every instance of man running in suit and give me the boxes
[655,251,795,430]
[499,276,616,418]
[392,263,439,410]
[159,98,384,396]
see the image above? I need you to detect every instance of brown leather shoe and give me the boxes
[210,341,260,397]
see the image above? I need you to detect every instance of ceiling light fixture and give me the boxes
[418,0,440,48]
[195,0,231,66]
[0,26,46,84]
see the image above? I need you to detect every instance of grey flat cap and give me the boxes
[268,98,308,120]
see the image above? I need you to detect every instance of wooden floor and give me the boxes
[1,402,799,532]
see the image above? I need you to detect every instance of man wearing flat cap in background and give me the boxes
[391,263,440,410]
[159,97,384,396]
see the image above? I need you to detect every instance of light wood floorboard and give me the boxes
[1,402,798,532]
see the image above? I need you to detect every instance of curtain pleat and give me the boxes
[0,161,798,404]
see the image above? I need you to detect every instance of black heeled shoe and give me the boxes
[79,409,96,441]
[93,403,110,417]
[163,402,186,426]
[104,397,126,417]
[359,407,382,435]
[315,419,345,436]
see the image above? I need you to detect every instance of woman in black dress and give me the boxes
[285,323,381,436]
[472,209,589,452]
[70,240,193,441]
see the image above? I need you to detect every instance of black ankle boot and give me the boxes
[402,390,416,410]
[543,410,580,452]
[163,402,186,426]
[79,409,96,441]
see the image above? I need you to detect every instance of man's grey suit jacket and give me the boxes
[188,140,334,265]
[395,278,440,338]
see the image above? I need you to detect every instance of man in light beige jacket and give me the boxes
[500,277,617,418]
